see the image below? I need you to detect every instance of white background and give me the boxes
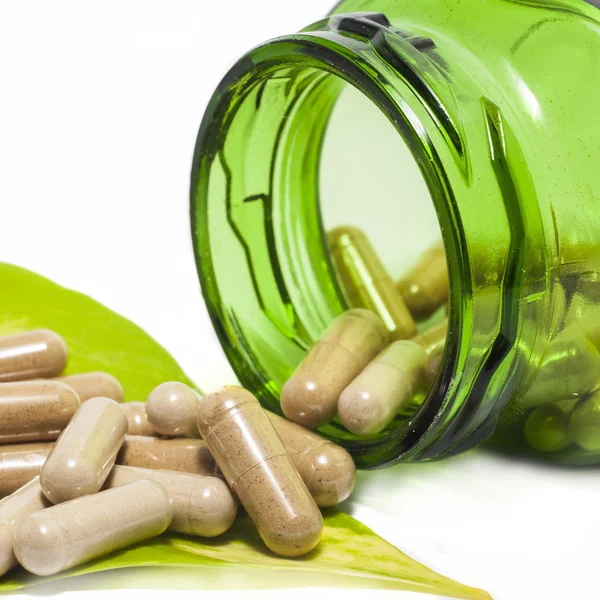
[1,2,599,600]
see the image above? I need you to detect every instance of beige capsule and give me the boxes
[267,411,356,507]
[0,381,80,444]
[0,478,51,576]
[117,435,220,477]
[397,242,449,319]
[328,227,416,340]
[14,480,173,576]
[40,397,128,503]
[338,341,428,435]
[0,329,67,383]
[281,309,388,429]
[55,372,124,403]
[146,382,201,438]
[198,387,323,557]
[0,442,54,498]
[122,402,158,436]
[105,465,236,537]
[413,319,448,357]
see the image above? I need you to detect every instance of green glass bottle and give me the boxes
[190,0,600,468]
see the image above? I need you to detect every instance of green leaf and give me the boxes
[0,264,491,600]
[0,263,197,399]
[0,513,490,599]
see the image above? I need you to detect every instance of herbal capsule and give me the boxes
[0,381,80,444]
[105,465,237,537]
[518,326,600,408]
[523,405,571,453]
[0,442,54,498]
[122,402,157,436]
[40,397,128,503]
[55,372,124,403]
[424,352,443,385]
[14,480,173,576]
[0,329,67,382]
[570,391,600,451]
[281,309,388,429]
[267,411,355,507]
[146,382,200,438]
[397,242,449,319]
[413,319,448,357]
[328,227,416,340]
[338,341,428,435]
[0,478,51,576]
[117,435,220,477]
[198,386,323,557]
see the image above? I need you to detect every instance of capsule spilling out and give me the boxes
[281,309,388,429]
[267,411,356,507]
[14,480,173,576]
[0,381,80,444]
[121,402,157,437]
[338,341,428,435]
[0,478,51,576]
[328,227,416,340]
[55,372,124,403]
[198,387,323,557]
[40,397,128,503]
[0,442,54,498]
[523,404,571,453]
[397,242,449,319]
[146,382,200,438]
[105,465,237,537]
[0,330,68,383]
[117,435,220,477]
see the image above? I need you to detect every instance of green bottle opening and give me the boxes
[191,1,600,468]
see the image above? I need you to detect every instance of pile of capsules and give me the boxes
[0,329,358,577]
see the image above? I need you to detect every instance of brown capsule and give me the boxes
[267,411,355,507]
[397,242,449,319]
[198,387,323,557]
[413,319,448,357]
[55,372,124,403]
[328,227,416,340]
[338,341,428,435]
[281,309,388,429]
[0,442,54,498]
[121,402,157,436]
[0,380,80,444]
[0,329,68,382]
[40,397,128,503]
[0,478,51,576]
[105,465,237,537]
[14,480,173,576]
[117,435,220,477]
[146,382,200,438]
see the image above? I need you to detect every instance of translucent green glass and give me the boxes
[191,0,600,468]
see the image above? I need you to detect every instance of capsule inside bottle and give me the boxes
[146,382,201,438]
[14,480,173,576]
[570,391,600,452]
[267,410,356,507]
[0,381,80,444]
[198,386,323,557]
[338,340,428,435]
[281,309,388,429]
[328,227,416,340]
[117,435,220,477]
[0,442,54,498]
[397,242,449,319]
[0,330,67,382]
[105,465,237,537]
[55,372,124,403]
[40,397,128,503]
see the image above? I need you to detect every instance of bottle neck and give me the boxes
[191,11,547,466]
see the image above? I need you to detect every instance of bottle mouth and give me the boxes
[191,15,508,467]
